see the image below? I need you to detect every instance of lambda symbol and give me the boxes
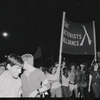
[80,25,92,46]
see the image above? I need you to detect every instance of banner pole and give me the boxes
[93,20,97,62]
[57,12,66,81]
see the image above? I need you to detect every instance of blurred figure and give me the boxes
[76,65,85,98]
[61,67,70,97]
[21,54,50,97]
[46,62,62,97]
[80,63,88,87]
[68,63,78,98]
[0,62,6,75]
[88,62,100,98]
[39,66,43,71]
[61,60,70,97]
[0,54,23,97]
[39,66,49,98]
[80,64,85,72]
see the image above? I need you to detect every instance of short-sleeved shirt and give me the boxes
[21,68,46,97]
[90,71,100,83]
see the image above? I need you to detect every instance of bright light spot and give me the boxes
[2,32,8,37]
[5,55,7,57]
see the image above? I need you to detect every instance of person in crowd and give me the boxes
[39,66,43,71]
[88,62,100,98]
[0,62,6,75]
[80,63,88,87]
[61,60,69,97]
[76,65,84,98]
[80,64,85,73]
[60,60,68,74]
[39,66,49,98]
[68,63,78,98]
[0,54,23,97]
[21,53,50,97]
[61,67,69,97]
[46,62,62,97]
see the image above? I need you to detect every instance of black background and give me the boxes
[0,0,99,66]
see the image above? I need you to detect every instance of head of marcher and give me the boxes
[51,62,59,74]
[6,54,23,78]
[93,62,99,71]
[76,65,80,71]
[80,63,85,70]
[69,63,76,71]
[0,62,6,75]
[51,67,57,75]
[55,61,59,68]
[62,60,66,67]
[21,53,34,70]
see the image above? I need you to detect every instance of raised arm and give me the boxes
[88,74,92,92]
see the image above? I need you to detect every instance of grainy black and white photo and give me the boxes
[0,0,100,99]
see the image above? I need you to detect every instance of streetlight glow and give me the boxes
[2,32,8,37]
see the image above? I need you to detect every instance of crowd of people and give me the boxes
[0,53,100,98]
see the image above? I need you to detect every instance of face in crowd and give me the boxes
[71,65,75,71]
[76,66,80,70]
[80,64,85,70]
[0,65,5,75]
[62,61,66,66]
[52,67,57,75]
[94,63,99,70]
[10,65,22,78]
[7,54,23,78]
[21,54,34,70]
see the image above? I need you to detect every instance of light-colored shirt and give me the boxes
[0,71,22,97]
[46,72,61,89]
[61,74,69,87]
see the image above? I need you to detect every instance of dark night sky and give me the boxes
[0,0,100,64]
